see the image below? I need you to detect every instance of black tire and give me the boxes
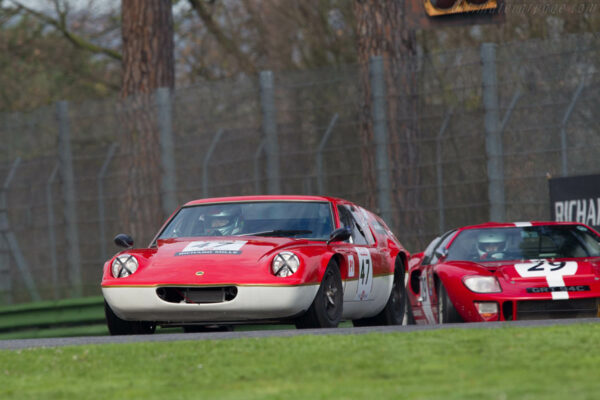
[405,298,416,325]
[183,325,233,333]
[295,260,343,329]
[437,282,462,324]
[104,301,156,335]
[353,263,408,327]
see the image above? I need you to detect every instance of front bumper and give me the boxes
[453,292,600,322]
[102,284,319,323]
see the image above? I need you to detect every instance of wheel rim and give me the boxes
[323,270,340,320]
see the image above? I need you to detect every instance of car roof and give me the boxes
[183,195,346,207]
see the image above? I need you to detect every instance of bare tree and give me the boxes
[354,0,420,232]
[119,0,174,244]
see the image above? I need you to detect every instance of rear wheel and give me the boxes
[104,301,156,335]
[437,282,462,323]
[353,260,408,327]
[295,260,343,329]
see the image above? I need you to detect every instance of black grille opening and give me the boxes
[516,298,598,320]
[156,286,238,304]
[502,301,514,321]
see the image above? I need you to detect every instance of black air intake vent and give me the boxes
[516,298,598,320]
[156,286,238,304]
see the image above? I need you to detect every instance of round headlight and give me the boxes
[272,252,300,277]
[463,276,501,293]
[111,254,139,278]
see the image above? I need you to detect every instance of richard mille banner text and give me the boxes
[549,174,600,231]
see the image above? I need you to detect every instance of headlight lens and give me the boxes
[271,252,300,277]
[111,254,139,278]
[463,276,501,293]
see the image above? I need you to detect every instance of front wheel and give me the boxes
[104,301,156,335]
[295,261,343,329]
[437,282,462,324]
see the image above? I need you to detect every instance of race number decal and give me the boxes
[354,247,373,301]
[347,255,355,278]
[176,240,247,256]
[515,260,578,300]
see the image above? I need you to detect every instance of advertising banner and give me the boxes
[549,174,600,230]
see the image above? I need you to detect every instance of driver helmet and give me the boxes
[477,231,506,257]
[205,206,242,236]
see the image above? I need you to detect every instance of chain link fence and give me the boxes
[0,33,598,304]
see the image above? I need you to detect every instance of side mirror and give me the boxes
[114,233,134,248]
[327,227,352,245]
[434,247,448,260]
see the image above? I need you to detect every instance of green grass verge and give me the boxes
[0,297,104,315]
[0,323,599,399]
[0,297,105,332]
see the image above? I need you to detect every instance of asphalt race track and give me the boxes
[0,318,598,350]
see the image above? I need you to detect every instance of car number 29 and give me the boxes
[354,247,373,301]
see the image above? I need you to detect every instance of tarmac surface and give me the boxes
[0,318,598,350]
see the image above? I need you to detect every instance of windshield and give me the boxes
[446,225,600,262]
[157,201,334,241]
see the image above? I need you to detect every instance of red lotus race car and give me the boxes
[101,195,409,334]
[407,222,600,324]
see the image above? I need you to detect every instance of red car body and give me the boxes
[407,222,600,324]
[101,195,409,334]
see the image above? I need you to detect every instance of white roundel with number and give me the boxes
[514,260,578,300]
[354,247,373,301]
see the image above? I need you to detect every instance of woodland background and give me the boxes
[1,0,599,302]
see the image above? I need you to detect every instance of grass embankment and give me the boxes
[0,297,106,339]
[1,323,599,399]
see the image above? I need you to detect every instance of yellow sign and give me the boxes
[424,0,498,17]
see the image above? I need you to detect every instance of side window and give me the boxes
[422,230,456,266]
[421,237,441,266]
[337,205,368,245]
[353,207,376,245]
[429,231,456,265]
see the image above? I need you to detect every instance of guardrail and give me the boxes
[0,296,106,338]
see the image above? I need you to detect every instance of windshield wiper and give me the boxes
[240,229,313,237]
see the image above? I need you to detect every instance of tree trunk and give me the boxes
[354,0,421,238]
[119,0,174,245]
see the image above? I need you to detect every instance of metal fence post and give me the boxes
[369,56,393,225]
[57,101,83,297]
[316,113,339,194]
[0,158,41,302]
[561,81,585,176]
[481,43,505,222]
[97,143,118,263]
[46,163,59,300]
[259,71,281,194]
[253,139,265,194]
[436,111,452,235]
[156,87,178,215]
[203,129,225,198]
[0,163,12,304]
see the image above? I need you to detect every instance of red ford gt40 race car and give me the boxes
[101,195,409,334]
[407,222,600,324]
